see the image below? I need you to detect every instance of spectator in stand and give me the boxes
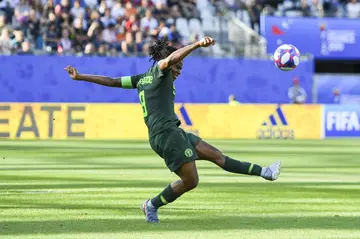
[70,0,85,19]
[0,1,14,23]
[54,5,65,36]
[98,44,107,56]
[168,24,182,45]
[98,0,107,16]
[152,2,169,21]
[288,77,307,104]
[88,10,100,29]
[44,23,58,52]
[109,46,118,56]
[60,0,71,14]
[300,0,311,16]
[135,31,145,52]
[87,10,102,37]
[125,2,138,19]
[333,88,340,104]
[73,15,87,31]
[121,32,136,55]
[138,0,150,18]
[111,1,125,19]
[31,0,44,11]
[84,0,98,9]
[347,0,360,18]
[167,0,179,7]
[125,14,137,33]
[10,29,24,53]
[310,0,324,17]
[84,42,96,56]
[42,12,61,37]
[169,5,182,19]
[27,9,41,48]
[140,9,158,32]
[44,11,56,33]
[151,0,167,5]
[87,20,102,45]
[58,28,72,54]
[0,15,7,33]
[14,0,30,23]
[42,0,55,20]
[157,21,170,38]
[101,8,116,28]
[104,0,114,9]
[102,23,117,44]
[61,11,72,29]
[228,95,240,105]
[0,27,11,55]
[131,15,141,33]
[323,0,339,17]
[247,0,260,32]
[179,0,200,19]
[73,17,88,52]
[0,0,230,57]
[18,39,34,55]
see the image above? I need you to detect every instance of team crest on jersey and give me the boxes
[184,148,193,157]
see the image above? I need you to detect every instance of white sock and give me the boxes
[147,200,155,209]
[260,167,268,177]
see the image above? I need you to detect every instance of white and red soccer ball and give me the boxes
[273,44,300,71]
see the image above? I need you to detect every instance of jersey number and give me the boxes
[139,90,148,117]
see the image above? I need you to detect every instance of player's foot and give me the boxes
[261,161,281,181]
[141,199,159,223]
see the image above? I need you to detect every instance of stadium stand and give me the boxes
[0,0,358,57]
[0,0,227,56]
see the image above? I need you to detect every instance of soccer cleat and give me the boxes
[141,199,159,223]
[261,161,281,181]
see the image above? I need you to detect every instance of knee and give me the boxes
[183,176,199,191]
[212,151,226,166]
[214,151,225,160]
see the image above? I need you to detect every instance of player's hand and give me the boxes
[64,65,80,80]
[198,36,216,47]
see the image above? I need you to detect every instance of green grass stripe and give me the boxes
[0,139,359,238]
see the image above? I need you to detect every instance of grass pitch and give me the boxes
[0,139,359,239]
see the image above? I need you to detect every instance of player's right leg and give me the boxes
[184,132,280,180]
[141,161,199,223]
[194,140,281,181]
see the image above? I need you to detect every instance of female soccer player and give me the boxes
[64,36,281,223]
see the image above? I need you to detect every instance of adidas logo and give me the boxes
[258,106,294,139]
[177,105,199,136]
[178,105,192,126]
[262,106,289,126]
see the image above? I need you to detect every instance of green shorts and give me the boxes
[149,127,201,172]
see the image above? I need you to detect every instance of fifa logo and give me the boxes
[257,106,295,140]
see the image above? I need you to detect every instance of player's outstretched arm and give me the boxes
[158,36,215,71]
[64,65,124,88]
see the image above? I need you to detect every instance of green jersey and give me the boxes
[121,64,180,138]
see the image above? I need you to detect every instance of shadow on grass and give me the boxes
[0,215,358,235]
[1,181,360,193]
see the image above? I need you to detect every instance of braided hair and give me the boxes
[149,37,177,66]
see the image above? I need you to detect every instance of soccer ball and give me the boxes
[273,44,300,71]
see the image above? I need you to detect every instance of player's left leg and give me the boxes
[194,140,281,181]
[141,127,199,223]
[141,161,199,223]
